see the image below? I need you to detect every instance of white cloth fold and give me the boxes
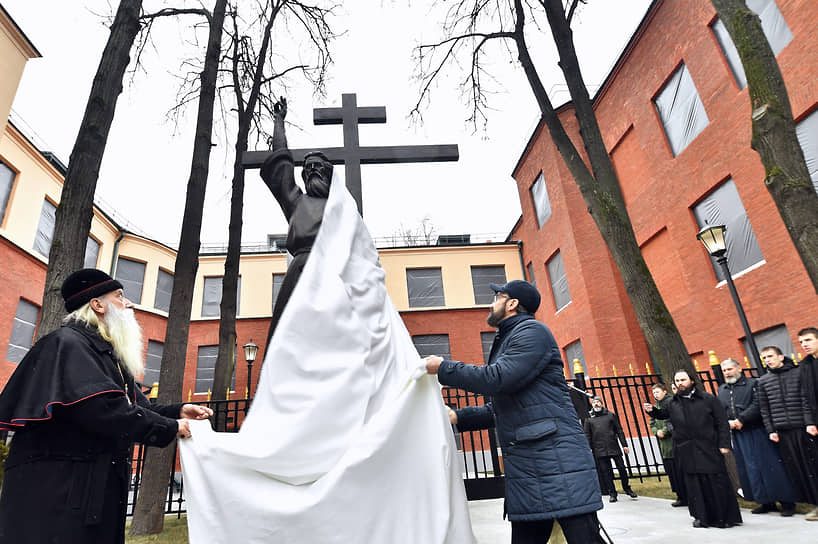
[179,176,475,543]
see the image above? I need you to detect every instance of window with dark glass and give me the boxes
[115,257,146,304]
[796,108,818,195]
[144,340,163,387]
[480,331,496,363]
[406,268,445,307]
[7,299,39,364]
[546,251,571,311]
[530,173,552,228]
[654,63,709,156]
[527,262,537,287]
[155,269,174,312]
[195,345,236,394]
[471,265,506,305]
[33,199,56,256]
[711,0,793,89]
[0,160,14,224]
[744,324,795,368]
[202,276,242,317]
[272,273,285,310]
[693,179,763,281]
[412,334,451,359]
[84,237,100,269]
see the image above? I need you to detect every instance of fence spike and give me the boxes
[628,363,634,376]
[595,366,600,378]
[744,356,751,368]
[708,350,720,368]
[207,388,211,401]
[645,362,651,374]
[572,358,584,377]
[245,387,249,399]
[187,389,192,402]
[226,388,230,401]
[693,359,700,371]
[612,364,618,377]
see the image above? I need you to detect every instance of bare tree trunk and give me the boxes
[527,0,696,381]
[129,0,227,534]
[710,0,818,293]
[36,0,143,340]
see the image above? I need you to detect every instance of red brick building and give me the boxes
[511,0,818,377]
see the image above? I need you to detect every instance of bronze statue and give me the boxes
[260,97,334,346]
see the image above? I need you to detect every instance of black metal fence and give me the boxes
[123,367,758,515]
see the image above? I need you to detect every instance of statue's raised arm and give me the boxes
[260,96,301,220]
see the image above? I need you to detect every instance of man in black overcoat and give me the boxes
[583,397,637,502]
[0,269,213,544]
[644,369,742,528]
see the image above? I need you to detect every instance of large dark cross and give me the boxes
[242,93,459,214]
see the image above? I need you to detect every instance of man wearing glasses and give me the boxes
[426,280,604,543]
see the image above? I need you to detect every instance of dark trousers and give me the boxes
[662,456,687,502]
[595,455,630,496]
[510,513,604,544]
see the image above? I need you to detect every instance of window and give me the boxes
[796,108,818,195]
[471,266,506,305]
[0,160,14,224]
[546,251,571,311]
[272,273,285,311]
[7,299,39,363]
[712,1,793,89]
[202,276,242,318]
[693,179,763,281]
[412,334,451,359]
[745,324,795,368]
[530,173,552,228]
[144,340,163,387]
[527,262,537,287]
[84,237,100,269]
[115,257,146,304]
[406,268,444,307]
[654,63,710,156]
[33,199,56,256]
[480,331,496,363]
[565,340,587,377]
[155,269,174,312]
[195,345,236,394]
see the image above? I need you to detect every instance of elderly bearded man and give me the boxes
[717,359,797,516]
[0,269,213,544]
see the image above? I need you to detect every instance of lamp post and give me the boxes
[696,225,762,369]
[243,340,258,397]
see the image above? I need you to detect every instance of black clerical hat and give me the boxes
[62,268,123,312]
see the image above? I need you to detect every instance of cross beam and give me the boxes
[242,93,459,214]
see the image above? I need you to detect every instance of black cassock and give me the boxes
[652,388,742,528]
[0,323,182,544]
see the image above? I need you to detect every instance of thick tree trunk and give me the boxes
[517,0,696,382]
[36,0,143,340]
[129,0,227,534]
[710,0,818,293]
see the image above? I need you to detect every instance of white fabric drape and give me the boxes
[180,174,475,543]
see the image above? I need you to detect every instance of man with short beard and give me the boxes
[717,358,796,516]
[260,96,334,346]
[798,327,818,435]
[644,369,742,528]
[583,396,637,502]
[426,280,604,543]
[0,269,213,544]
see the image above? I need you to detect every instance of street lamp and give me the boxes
[696,224,762,369]
[243,340,259,397]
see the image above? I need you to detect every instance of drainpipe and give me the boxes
[110,232,125,275]
[515,240,526,281]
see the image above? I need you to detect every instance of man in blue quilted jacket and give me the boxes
[426,280,603,543]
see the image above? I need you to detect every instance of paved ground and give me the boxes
[468,496,817,543]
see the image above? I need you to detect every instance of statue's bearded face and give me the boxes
[302,154,333,198]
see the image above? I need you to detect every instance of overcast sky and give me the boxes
[4,0,651,248]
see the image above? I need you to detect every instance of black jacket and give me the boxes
[758,359,814,433]
[650,387,731,474]
[583,408,627,458]
[800,354,818,422]
[718,375,763,430]
[0,322,182,544]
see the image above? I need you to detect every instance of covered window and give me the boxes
[272,273,285,310]
[115,257,146,304]
[154,269,174,312]
[412,334,451,359]
[6,299,39,363]
[480,331,496,363]
[84,237,100,269]
[530,173,552,228]
[33,199,56,256]
[527,262,537,287]
[202,276,242,318]
[745,324,795,368]
[654,63,710,156]
[546,251,571,311]
[471,265,506,305]
[406,268,444,307]
[144,340,163,387]
[712,1,793,90]
[195,345,236,394]
[693,179,763,281]
[565,340,587,377]
[796,108,818,195]
[0,160,14,224]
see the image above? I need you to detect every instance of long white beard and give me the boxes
[103,304,144,378]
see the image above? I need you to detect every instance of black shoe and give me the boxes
[692,519,708,528]
[609,494,617,503]
[671,499,687,507]
[752,503,777,514]
[624,488,638,499]
[781,503,796,517]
